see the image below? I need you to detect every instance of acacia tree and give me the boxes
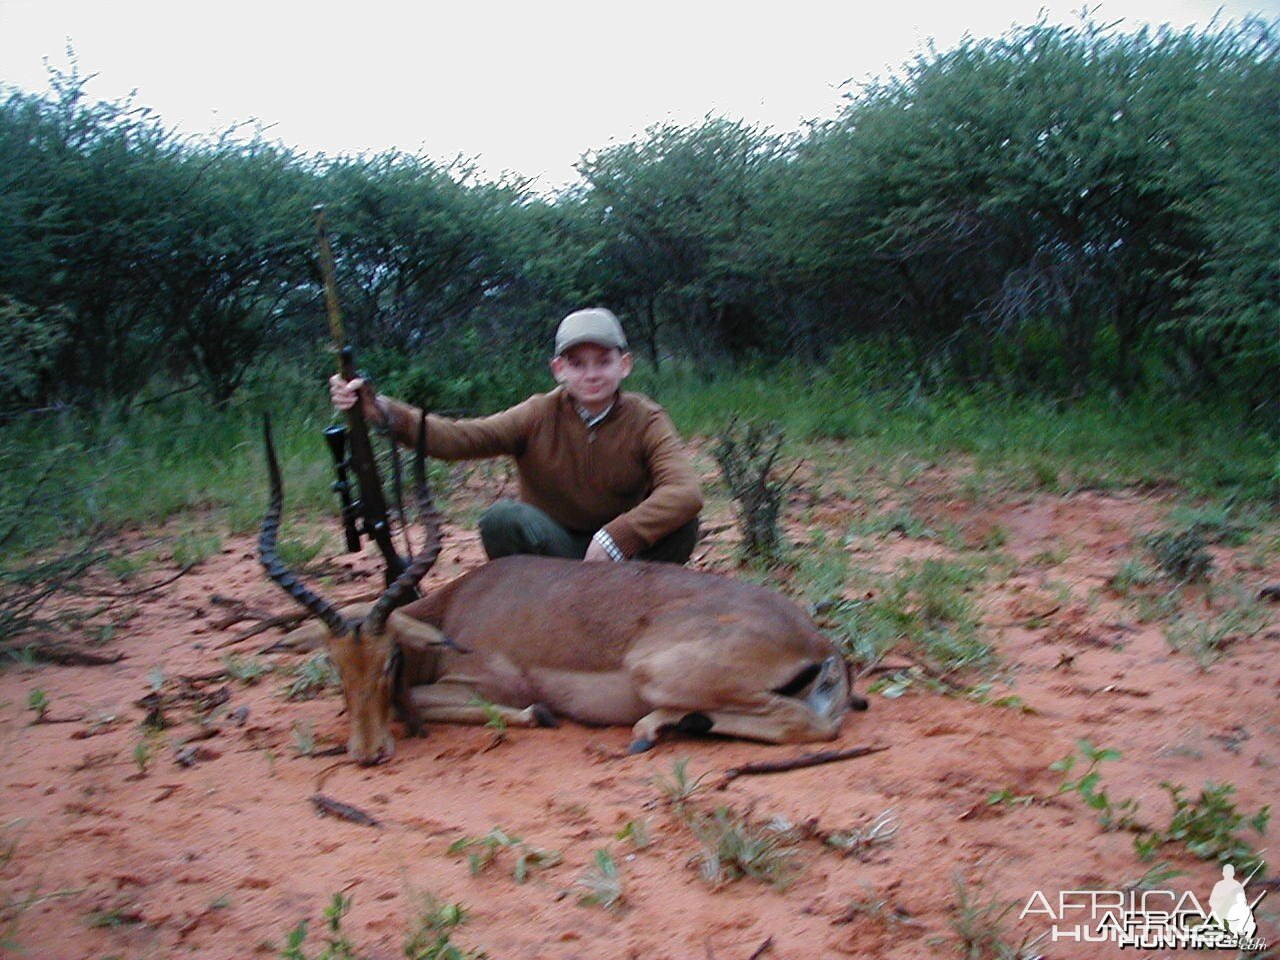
[316,153,514,352]
[577,118,788,362]
[0,70,188,405]
[148,139,314,407]
[1174,18,1279,414]
[777,16,1275,396]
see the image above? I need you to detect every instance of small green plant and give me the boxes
[279,892,361,960]
[823,809,900,860]
[615,818,652,849]
[223,654,272,684]
[713,417,795,562]
[811,596,900,668]
[1027,458,1060,491]
[1143,525,1213,583]
[836,892,922,930]
[688,807,798,889]
[104,552,148,582]
[1163,590,1268,669]
[292,721,317,757]
[870,558,994,675]
[1050,739,1140,831]
[403,894,485,960]
[277,533,331,571]
[948,873,1046,959]
[447,828,560,883]
[1107,557,1159,595]
[1164,503,1255,548]
[1134,781,1269,872]
[146,666,166,692]
[131,738,152,776]
[848,506,932,541]
[466,696,508,744]
[652,758,711,808]
[88,905,142,929]
[574,849,625,911]
[1028,546,1069,568]
[288,654,342,700]
[986,788,1036,808]
[1121,861,1186,891]
[25,688,47,722]
[171,530,222,568]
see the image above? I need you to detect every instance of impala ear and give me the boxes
[387,609,452,652]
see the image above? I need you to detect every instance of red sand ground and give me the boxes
[2,466,1277,960]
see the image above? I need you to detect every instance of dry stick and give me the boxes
[747,937,774,960]
[32,646,124,667]
[314,760,346,793]
[310,793,381,828]
[209,595,284,629]
[718,744,890,788]
[179,669,231,684]
[215,612,306,649]
[81,564,195,599]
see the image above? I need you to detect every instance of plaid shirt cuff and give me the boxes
[592,529,626,562]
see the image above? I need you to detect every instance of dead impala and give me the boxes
[259,416,864,765]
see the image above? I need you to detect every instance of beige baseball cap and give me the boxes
[554,308,627,356]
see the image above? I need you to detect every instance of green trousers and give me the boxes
[478,499,699,564]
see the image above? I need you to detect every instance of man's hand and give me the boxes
[329,375,381,423]
[583,540,612,562]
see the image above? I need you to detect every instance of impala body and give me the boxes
[260,416,862,765]
[395,556,855,750]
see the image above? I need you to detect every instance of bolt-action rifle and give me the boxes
[313,204,410,586]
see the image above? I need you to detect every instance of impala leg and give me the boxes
[629,694,842,752]
[629,708,689,753]
[680,698,843,744]
[407,683,556,728]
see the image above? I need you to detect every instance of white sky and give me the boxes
[1,0,1274,191]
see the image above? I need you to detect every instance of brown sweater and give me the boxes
[382,388,702,558]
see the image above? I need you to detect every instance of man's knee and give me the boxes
[478,499,523,540]
[478,500,583,560]
[639,517,700,564]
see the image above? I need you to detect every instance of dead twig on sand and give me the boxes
[718,745,890,788]
[28,644,124,666]
[310,793,380,828]
[215,613,307,649]
[79,564,194,599]
[206,593,308,648]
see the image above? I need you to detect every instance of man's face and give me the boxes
[550,343,632,409]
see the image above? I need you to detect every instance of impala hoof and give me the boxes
[530,703,559,728]
[675,712,713,735]
[849,693,869,711]
[627,737,655,754]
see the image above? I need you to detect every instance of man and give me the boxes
[329,308,702,563]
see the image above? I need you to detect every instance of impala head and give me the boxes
[258,414,445,765]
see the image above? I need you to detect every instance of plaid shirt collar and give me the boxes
[575,399,615,429]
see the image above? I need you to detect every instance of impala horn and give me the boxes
[259,413,349,635]
[366,414,443,635]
